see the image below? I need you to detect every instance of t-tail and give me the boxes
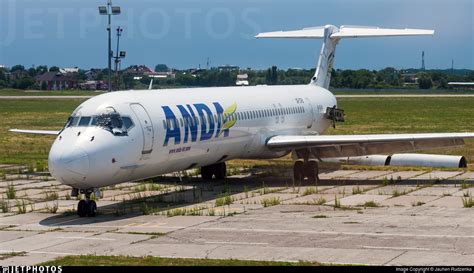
[256,25,434,90]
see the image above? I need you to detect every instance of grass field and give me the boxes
[39,255,320,266]
[0,97,473,168]
[0,99,86,166]
[0,89,101,96]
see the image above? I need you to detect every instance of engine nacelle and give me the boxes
[323,154,467,168]
[389,154,467,168]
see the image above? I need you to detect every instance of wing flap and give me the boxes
[9,129,60,135]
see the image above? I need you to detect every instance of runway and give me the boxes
[0,166,473,265]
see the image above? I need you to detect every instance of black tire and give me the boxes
[87,200,97,217]
[306,161,318,183]
[293,161,304,182]
[201,166,213,180]
[77,200,87,217]
[215,162,227,180]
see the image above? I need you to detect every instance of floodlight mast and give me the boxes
[99,0,121,92]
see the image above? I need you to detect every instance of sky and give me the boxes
[0,0,472,70]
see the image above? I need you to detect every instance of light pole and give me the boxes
[114,27,126,91]
[99,1,121,92]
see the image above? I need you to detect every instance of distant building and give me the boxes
[124,65,154,77]
[218,65,239,72]
[236,73,249,86]
[124,65,175,80]
[148,71,176,79]
[60,67,80,74]
[84,69,104,81]
[0,65,6,69]
[36,72,79,90]
[80,80,108,90]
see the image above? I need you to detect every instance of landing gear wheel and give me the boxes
[293,161,304,183]
[77,200,87,217]
[201,163,227,180]
[215,162,227,180]
[87,200,97,217]
[305,161,318,183]
[201,166,213,180]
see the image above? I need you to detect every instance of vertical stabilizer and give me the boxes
[310,25,339,89]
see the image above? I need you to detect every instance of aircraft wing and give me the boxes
[9,129,60,135]
[266,133,474,158]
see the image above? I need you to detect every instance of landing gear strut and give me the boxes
[77,189,98,217]
[201,162,227,180]
[293,160,319,183]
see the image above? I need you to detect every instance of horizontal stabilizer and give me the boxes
[9,129,60,135]
[256,27,325,39]
[256,25,434,39]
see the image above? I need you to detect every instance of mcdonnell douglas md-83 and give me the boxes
[10,25,474,217]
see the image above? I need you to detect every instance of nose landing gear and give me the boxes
[76,189,99,217]
[293,160,319,183]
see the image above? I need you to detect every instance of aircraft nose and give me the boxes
[62,148,90,176]
[49,147,90,184]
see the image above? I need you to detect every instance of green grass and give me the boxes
[333,97,474,167]
[43,191,59,201]
[1,97,474,169]
[462,196,474,208]
[333,196,341,209]
[362,201,379,208]
[0,89,101,96]
[6,182,16,199]
[215,191,233,207]
[39,255,322,266]
[261,197,281,207]
[352,186,363,195]
[313,196,327,205]
[302,187,318,196]
[0,99,84,166]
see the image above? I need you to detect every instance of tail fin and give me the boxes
[256,25,434,89]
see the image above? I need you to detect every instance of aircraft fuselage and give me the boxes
[48,84,336,189]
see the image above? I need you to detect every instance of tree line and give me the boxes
[1,64,473,90]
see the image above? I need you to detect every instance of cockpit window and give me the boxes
[122,117,134,130]
[63,113,134,136]
[78,116,91,127]
[96,113,127,136]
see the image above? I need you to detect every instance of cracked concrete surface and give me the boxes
[0,166,473,265]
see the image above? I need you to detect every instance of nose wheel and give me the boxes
[293,160,319,183]
[77,189,98,217]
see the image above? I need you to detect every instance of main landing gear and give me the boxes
[293,160,320,183]
[73,189,99,217]
[201,162,227,180]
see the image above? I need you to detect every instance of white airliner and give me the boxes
[10,25,474,217]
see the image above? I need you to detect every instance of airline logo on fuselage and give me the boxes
[162,102,237,146]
